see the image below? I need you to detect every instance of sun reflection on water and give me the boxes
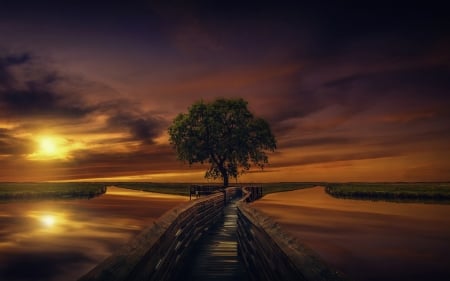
[27,211,66,231]
[1,187,189,281]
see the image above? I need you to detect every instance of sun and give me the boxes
[27,134,86,161]
[28,135,70,160]
[41,215,56,227]
[37,136,63,158]
[40,137,57,155]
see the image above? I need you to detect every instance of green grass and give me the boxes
[0,182,106,201]
[325,182,450,203]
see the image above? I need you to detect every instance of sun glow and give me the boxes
[40,137,57,155]
[27,135,84,161]
[28,211,67,230]
[28,136,68,160]
[41,215,56,227]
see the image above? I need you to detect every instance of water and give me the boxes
[252,187,450,281]
[0,187,187,281]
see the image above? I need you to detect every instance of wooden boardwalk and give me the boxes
[182,198,249,281]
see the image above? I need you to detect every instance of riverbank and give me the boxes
[325,182,450,203]
[0,182,106,201]
[251,186,450,281]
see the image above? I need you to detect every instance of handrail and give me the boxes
[240,186,263,202]
[78,186,344,281]
[189,185,223,199]
[236,187,346,281]
[79,187,240,281]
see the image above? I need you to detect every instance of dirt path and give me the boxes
[251,186,450,281]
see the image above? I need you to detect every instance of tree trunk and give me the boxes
[223,174,229,187]
[219,168,229,187]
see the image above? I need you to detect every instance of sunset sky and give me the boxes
[0,1,449,182]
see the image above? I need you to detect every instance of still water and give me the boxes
[252,187,450,281]
[0,187,188,281]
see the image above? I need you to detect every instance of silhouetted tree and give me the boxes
[168,98,276,186]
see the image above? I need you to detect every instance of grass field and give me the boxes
[0,182,106,201]
[325,182,450,202]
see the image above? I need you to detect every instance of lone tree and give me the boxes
[168,98,276,187]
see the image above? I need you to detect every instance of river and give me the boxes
[251,186,450,281]
[0,187,188,281]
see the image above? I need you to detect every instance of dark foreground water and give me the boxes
[252,187,450,281]
[0,187,187,281]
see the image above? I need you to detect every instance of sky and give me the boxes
[0,1,449,182]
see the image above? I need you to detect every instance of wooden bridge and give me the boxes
[182,197,247,281]
[79,186,345,281]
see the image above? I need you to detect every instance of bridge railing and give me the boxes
[236,186,346,281]
[189,185,223,199]
[79,186,240,281]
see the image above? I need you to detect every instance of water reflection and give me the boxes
[0,187,188,281]
[252,187,450,281]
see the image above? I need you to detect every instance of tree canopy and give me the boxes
[168,98,276,186]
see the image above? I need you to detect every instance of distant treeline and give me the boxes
[0,182,107,201]
[325,182,450,203]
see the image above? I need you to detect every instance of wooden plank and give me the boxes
[182,199,249,281]
[79,190,230,281]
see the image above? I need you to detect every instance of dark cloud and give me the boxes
[2,53,31,65]
[262,38,450,138]
[274,150,403,168]
[0,52,95,119]
[0,128,34,155]
[106,113,167,144]
[69,145,177,172]
[0,52,168,145]
[0,52,31,88]
[323,74,365,89]
[374,128,450,149]
[1,87,93,119]
[281,136,355,149]
[324,65,450,101]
